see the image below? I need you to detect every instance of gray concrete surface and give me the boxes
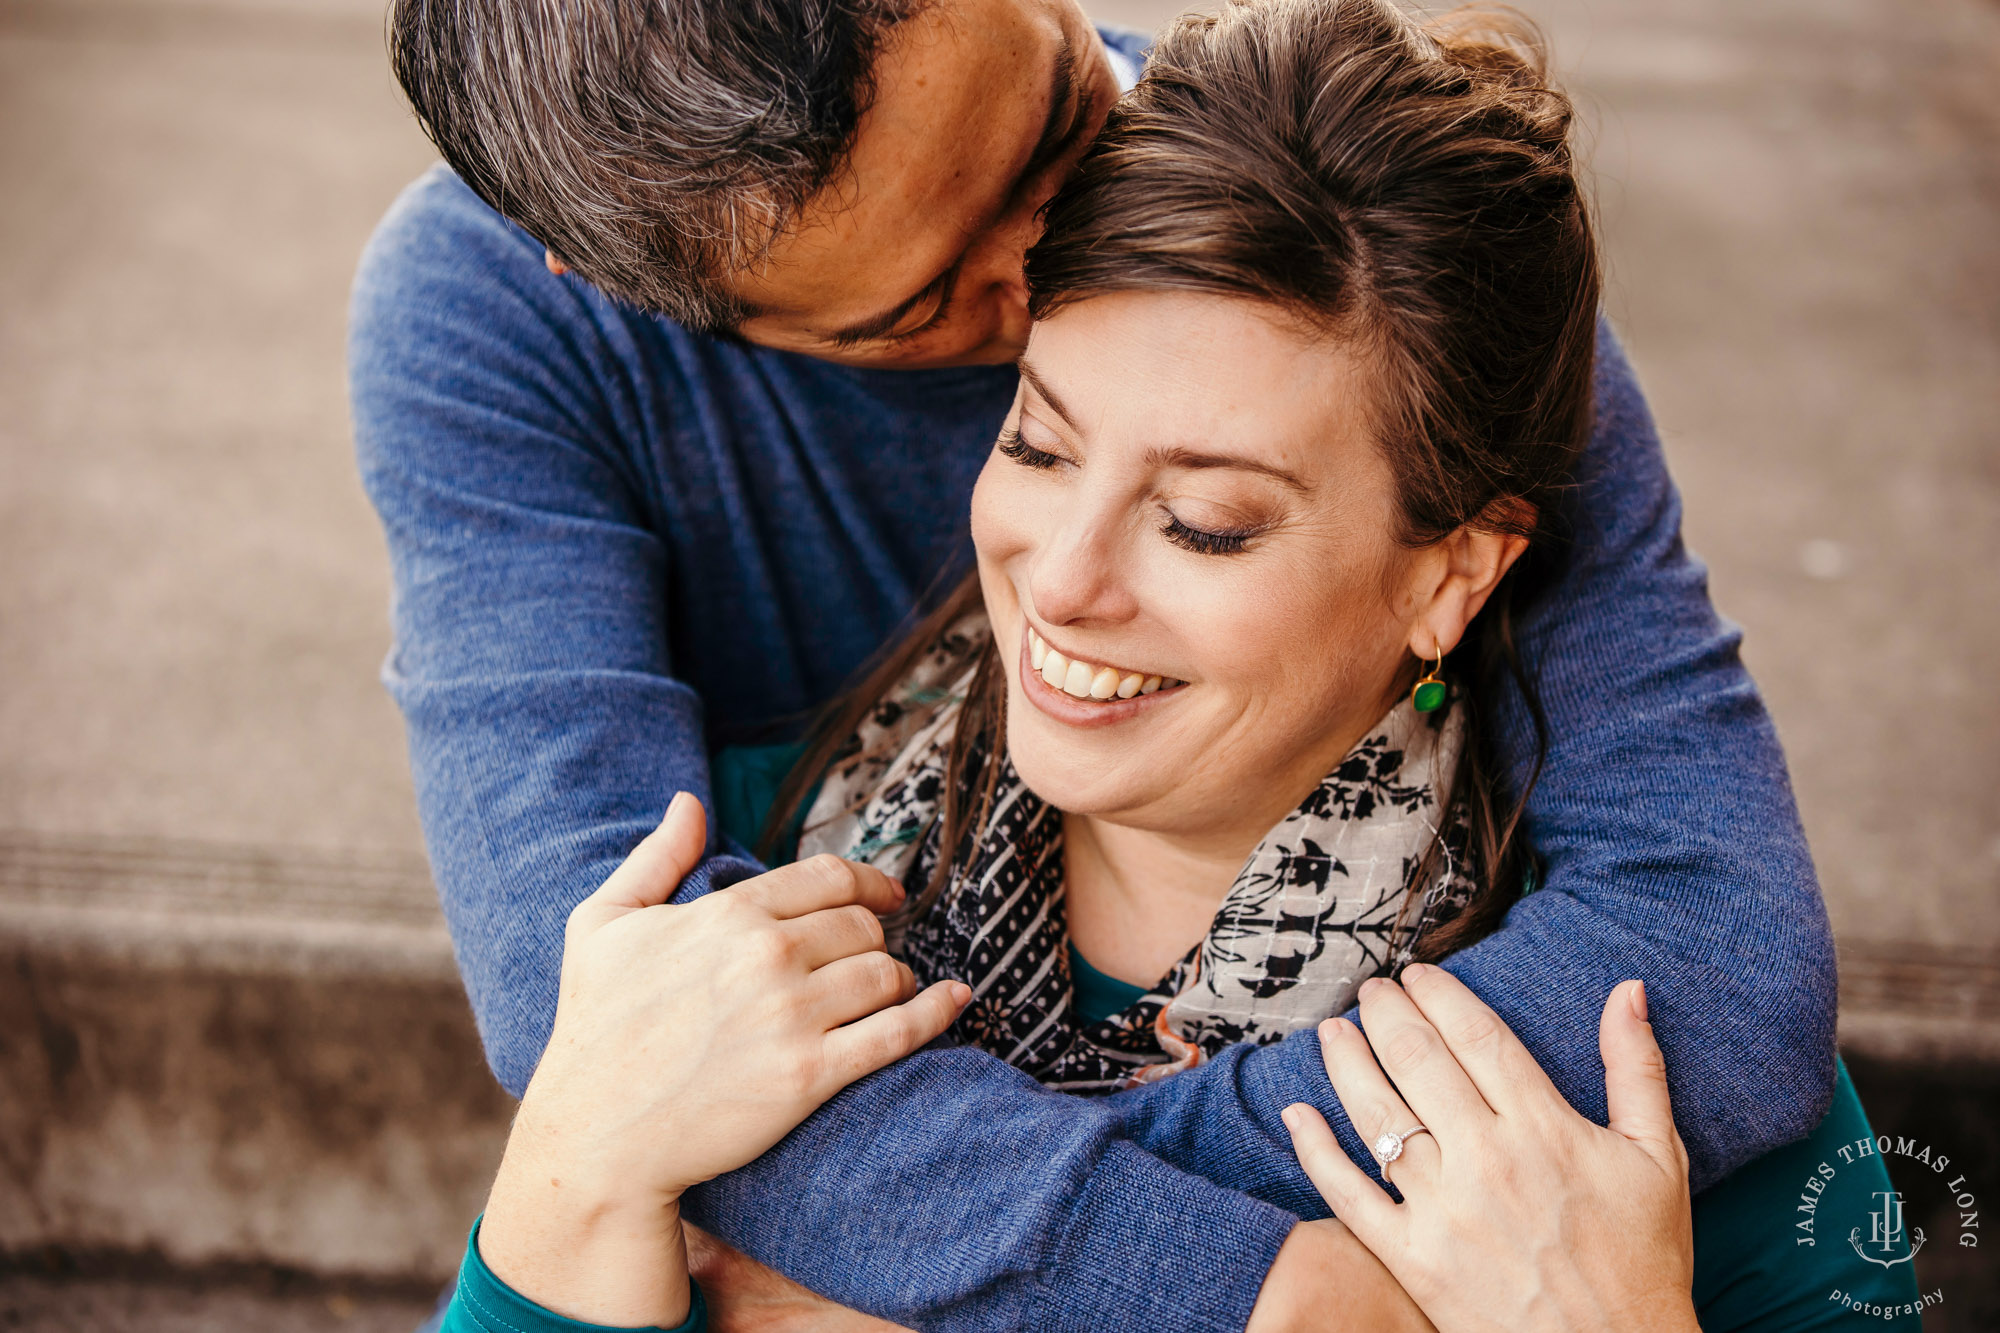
[0,1267,434,1333]
[1,0,1996,1326]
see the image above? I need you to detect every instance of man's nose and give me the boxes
[964,204,1042,323]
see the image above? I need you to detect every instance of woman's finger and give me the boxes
[785,902,889,972]
[1400,963,1565,1118]
[820,980,970,1087]
[729,853,905,920]
[1600,980,1686,1171]
[1282,1101,1402,1243]
[1355,976,1495,1133]
[1318,1015,1441,1189]
[573,792,707,929]
[805,951,918,1030]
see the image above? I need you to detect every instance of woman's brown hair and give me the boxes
[767,0,1600,960]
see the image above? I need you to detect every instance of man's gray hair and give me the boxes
[391,0,925,331]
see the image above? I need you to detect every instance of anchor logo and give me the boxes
[1849,1190,1925,1269]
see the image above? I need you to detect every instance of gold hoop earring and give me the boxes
[1411,649,1446,714]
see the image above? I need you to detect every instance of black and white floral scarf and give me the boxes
[797,612,1475,1093]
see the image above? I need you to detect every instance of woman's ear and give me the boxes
[1408,524,1530,658]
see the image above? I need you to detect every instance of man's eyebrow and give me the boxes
[1017,33,1078,188]
[822,34,1076,350]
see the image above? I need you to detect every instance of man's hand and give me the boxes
[1245,1217,1436,1333]
[686,1224,914,1333]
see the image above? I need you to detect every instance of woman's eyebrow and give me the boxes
[1015,359,1078,427]
[1018,360,1310,492]
[1145,444,1311,493]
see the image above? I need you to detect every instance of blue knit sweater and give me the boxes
[349,161,1836,1330]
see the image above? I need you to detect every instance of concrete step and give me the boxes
[0,831,509,1283]
[0,1257,436,1333]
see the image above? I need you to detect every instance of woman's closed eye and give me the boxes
[997,427,1063,469]
[1160,512,1259,556]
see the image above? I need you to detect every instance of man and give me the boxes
[352,0,1836,1328]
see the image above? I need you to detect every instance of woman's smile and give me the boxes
[1017,619,1187,729]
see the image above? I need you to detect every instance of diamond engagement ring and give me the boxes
[1372,1124,1431,1181]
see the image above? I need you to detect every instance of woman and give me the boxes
[444,1,1915,1328]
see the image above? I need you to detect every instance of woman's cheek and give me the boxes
[969,454,1033,567]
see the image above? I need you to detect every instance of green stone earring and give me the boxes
[1411,649,1446,713]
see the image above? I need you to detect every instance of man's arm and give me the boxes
[1104,323,1837,1210]
[351,170,1312,1332]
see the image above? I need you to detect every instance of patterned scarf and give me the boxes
[797,612,1474,1093]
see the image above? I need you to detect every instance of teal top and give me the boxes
[448,743,1917,1332]
[440,1219,706,1333]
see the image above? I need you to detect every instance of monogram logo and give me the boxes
[1848,1189,1925,1269]
[1792,1127,1980,1321]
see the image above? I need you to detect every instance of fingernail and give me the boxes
[1404,963,1435,980]
[950,981,972,1006]
[1281,1105,1300,1131]
[1630,979,1648,1021]
[889,877,908,901]
[1360,976,1390,995]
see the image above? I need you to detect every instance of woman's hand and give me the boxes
[479,792,969,1327]
[1282,965,1698,1333]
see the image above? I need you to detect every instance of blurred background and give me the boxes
[1,0,1994,1327]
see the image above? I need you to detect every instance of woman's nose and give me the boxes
[1027,524,1136,629]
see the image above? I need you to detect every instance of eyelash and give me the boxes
[1160,514,1255,556]
[880,281,957,347]
[998,429,1258,556]
[996,428,1060,468]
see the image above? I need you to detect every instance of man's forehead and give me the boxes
[729,0,1059,324]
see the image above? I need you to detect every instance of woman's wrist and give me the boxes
[509,1074,693,1210]
[478,1094,695,1328]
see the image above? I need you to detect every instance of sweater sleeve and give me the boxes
[1104,323,1838,1209]
[350,171,1294,1333]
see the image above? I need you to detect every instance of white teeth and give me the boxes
[1062,659,1095,698]
[1025,623,1178,702]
